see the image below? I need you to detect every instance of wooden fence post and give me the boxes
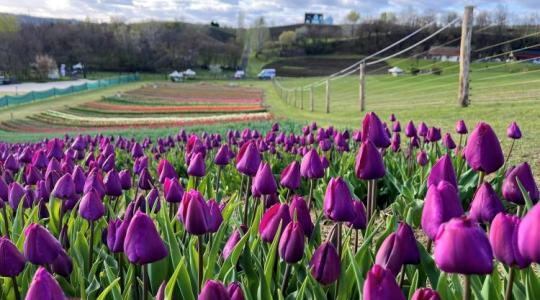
[458,6,474,107]
[325,80,330,114]
[359,62,366,111]
[300,88,304,110]
[310,86,314,112]
[294,88,298,107]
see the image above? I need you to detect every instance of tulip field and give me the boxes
[0,110,539,300]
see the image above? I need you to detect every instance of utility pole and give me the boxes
[458,6,474,107]
[359,62,366,111]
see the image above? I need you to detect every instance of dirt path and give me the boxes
[0,81,145,122]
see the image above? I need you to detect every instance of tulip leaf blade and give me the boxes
[263,221,283,293]
[408,269,419,299]
[96,277,120,300]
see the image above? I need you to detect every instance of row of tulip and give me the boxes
[0,112,538,300]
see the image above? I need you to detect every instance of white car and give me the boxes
[234,70,245,79]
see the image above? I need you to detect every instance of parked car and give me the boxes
[258,69,276,80]
[234,70,246,79]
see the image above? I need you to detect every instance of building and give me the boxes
[305,13,324,25]
[427,46,460,62]
[512,49,540,60]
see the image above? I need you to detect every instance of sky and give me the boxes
[0,0,539,26]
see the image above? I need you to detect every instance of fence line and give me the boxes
[0,74,139,108]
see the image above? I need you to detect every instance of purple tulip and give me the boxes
[362,112,391,148]
[418,122,428,137]
[199,280,230,300]
[416,151,428,166]
[405,121,417,138]
[434,217,493,274]
[223,226,246,260]
[104,169,122,197]
[421,181,464,240]
[0,236,26,277]
[426,127,441,142]
[138,168,153,190]
[84,170,106,198]
[146,187,161,213]
[119,170,132,190]
[469,182,504,223]
[289,195,314,237]
[363,264,406,300]
[411,288,441,300]
[24,223,62,265]
[456,120,468,135]
[52,173,75,200]
[79,189,105,221]
[236,141,261,176]
[164,178,184,203]
[214,144,231,166]
[227,282,245,300]
[300,149,324,179]
[178,190,212,235]
[279,222,305,263]
[427,154,457,189]
[375,233,404,276]
[188,152,206,177]
[490,213,528,268]
[355,140,385,180]
[207,199,223,233]
[517,203,540,263]
[158,159,177,183]
[72,166,86,194]
[280,161,301,191]
[324,177,356,222]
[259,203,291,243]
[502,162,539,205]
[51,249,73,277]
[347,200,367,230]
[507,121,522,139]
[124,211,168,264]
[24,165,42,185]
[253,162,277,195]
[463,122,504,174]
[309,242,340,285]
[8,182,27,209]
[25,267,67,300]
[442,133,456,149]
[397,222,420,264]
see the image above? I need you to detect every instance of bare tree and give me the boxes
[31,54,56,80]
[475,11,492,28]
[250,17,270,57]
[345,10,360,37]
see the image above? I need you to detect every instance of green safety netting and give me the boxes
[0,74,139,108]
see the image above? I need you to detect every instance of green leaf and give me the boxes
[96,278,121,300]
[263,221,283,296]
[408,270,420,299]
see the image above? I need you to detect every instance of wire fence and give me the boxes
[0,74,139,108]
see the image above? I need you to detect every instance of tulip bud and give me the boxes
[469,182,504,223]
[124,211,168,264]
[463,122,504,174]
[188,152,206,177]
[259,203,291,243]
[146,187,161,213]
[418,122,428,137]
[72,166,86,194]
[427,154,457,188]
[502,162,539,205]
[0,236,26,277]
[199,280,230,300]
[227,282,245,300]
[26,267,67,300]
[51,249,73,277]
[309,242,340,285]
[79,189,105,221]
[396,222,420,265]
[289,195,314,237]
[442,133,456,150]
[207,199,223,233]
[490,213,529,268]
[279,222,305,263]
[280,161,301,191]
[416,151,428,166]
[236,141,261,176]
[24,223,63,265]
[517,203,540,263]
[155,281,168,300]
[253,162,277,195]
[8,182,26,209]
[375,233,404,276]
[324,177,356,222]
[456,120,468,135]
[355,140,385,180]
[300,149,324,179]
[84,170,106,197]
[507,121,521,139]
[434,217,493,274]
[426,127,441,142]
[363,264,406,300]
[119,170,132,190]
[52,173,75,200]
[347,200,367,230]
[164,178,184,203]
[421,181,463,240]
[411,288,441,300]
[405,121,417,138]
[214,144,231,166]
[178,190,212,235]
[103,169,122,197]
[362,112,391,148]
[158,159,178,183]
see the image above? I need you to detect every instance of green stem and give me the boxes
[198,235,204,292]
[215,167,222,198]
[89,221,95,269]
[142,264,149,300]
[2,206,10,239]
[281,264,293,295]
[504,139,515,170]
[366,180,372,222]
[463,275,471,300]
[398,264,406,288]
[118,254,124,290]
[505,267,515,300]
[12,276,21,300]
[307,179,314,209]
[354,229,359,253]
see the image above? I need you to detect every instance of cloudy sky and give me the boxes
[0,0,538,25]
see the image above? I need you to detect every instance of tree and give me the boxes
[250,17,270,57]
[278,31,296,49]
[475,11,492,28]
[345,10,360,37]
[31,54,56,80]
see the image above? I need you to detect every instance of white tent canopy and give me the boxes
[388,66,404,76]
[183,69,196,77]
